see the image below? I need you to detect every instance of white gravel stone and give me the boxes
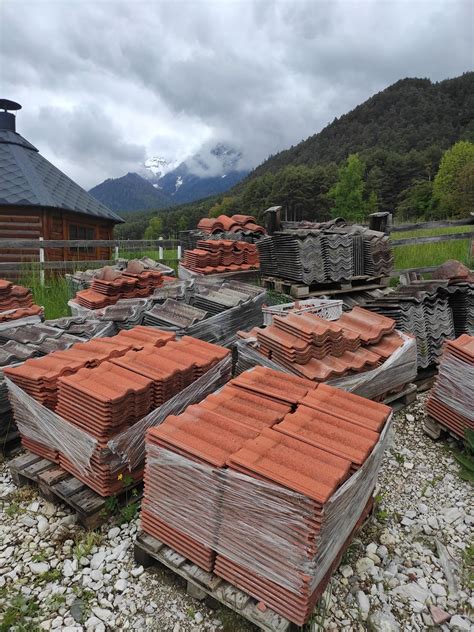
[431,583,447,597]
[37,516,49,535]
[114,578,127,592]
[356,557,375,574]
[30,562,50,575]
[357,590,370,616]
[194,612,204,624]
[62,560,75,578]
[91,606,113,621]
[449,615,471,630]
[108,527,120,539]
[90,552,106,570]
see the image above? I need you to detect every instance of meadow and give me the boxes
[392,225,473,271]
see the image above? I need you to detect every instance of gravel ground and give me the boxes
[0,392,472,632]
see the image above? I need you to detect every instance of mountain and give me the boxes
[88,172,170,212]
[248,73,474,179]
[89,144,249,212]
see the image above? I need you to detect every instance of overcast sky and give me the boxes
[1,0,472,188]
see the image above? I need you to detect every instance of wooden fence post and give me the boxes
[114,244,119,263]
[158,237,164,260]
[177,244,182,260]
[38,237,45,286]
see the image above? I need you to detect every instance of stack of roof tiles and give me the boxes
[180,216,267,252]
[142,366,391,625]
[6,326,230,495]
[197,214,266,236]
[426,335,473,439]
[364,282,461,368]
[182,240,259,274]
[74,266,164,310]
[258,227,393,283]
[0,279,43,322]
[238,306,401,381]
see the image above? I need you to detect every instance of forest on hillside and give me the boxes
[115,73,474,239]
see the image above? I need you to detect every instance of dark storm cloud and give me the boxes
[0,0,472,188]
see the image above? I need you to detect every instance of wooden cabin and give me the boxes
[0,99,124,278]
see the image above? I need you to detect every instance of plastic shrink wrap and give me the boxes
[426,334,473,438]
[141,368,393,625]
[234,331,417,400]
[6,348,232,485]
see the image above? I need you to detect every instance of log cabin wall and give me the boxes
[0,208,42,278]
[0,206,115,280]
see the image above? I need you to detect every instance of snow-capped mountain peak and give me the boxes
[142,156,178,181]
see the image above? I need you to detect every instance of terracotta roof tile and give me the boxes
[231,366,316,405]
[147,406,260,467]
[337,306,395,343]
[299,383,391,432]
[275,404,380,466]
[227,427,351,504]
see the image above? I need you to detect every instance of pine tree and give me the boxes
[329,154,366,221]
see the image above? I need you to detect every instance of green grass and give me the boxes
[20,271,72,320]
[393,226,473,271]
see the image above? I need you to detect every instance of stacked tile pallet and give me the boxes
[0,279,43,323]
[182,240,259,274]
[5,326,230,496]
[426,335,473,439]
[142,279,267,347]
[67,258,175,293]
[257,226,393,286]
[141,366,392,626]
[0,320,116,455]
[180,215,266,252]
[237,306,402,382]
[74,265,165,310]
[364,281,474,368]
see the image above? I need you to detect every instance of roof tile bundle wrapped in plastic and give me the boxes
[142,367,393,625]
[143,278,267,348]
[235,306,417,400]
[5,327,232,494]
[365,280,473,368]
[235,331,417,401]
[257,226,393,282]
[426,334,474,438]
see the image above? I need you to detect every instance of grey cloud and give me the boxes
[0,0,471,188]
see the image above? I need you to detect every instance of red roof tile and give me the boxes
[227,428,351,503]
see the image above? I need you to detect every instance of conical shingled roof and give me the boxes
[0,128,124,223]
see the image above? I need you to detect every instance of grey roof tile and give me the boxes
[0,129,124,223]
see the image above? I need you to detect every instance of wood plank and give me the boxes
[391,231,473,246]
[0,239,179,249]
[390,265,439,277]
[22,459,56,481]
[67,488,105,515]
[38,466,69,487]
[391,217,474,232]
[52,476,86,498]
[9,452,42,472]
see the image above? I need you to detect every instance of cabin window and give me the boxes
[69,224,95,254]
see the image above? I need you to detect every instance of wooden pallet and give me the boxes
[134,496,374,632]
[422,416,464,442]
[261,275,390,299]
[134,531,295,632]
[8,451,142,529]
[382,383,417,412]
